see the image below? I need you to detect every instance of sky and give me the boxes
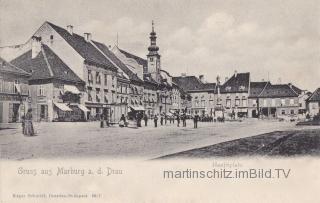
[0,0,319,91]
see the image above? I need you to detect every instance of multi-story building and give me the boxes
[3,22,121,121]
[11,40,86,122]
[306,88,320,117]
[0,57,30,123]
[218,72,250,118]
[172,75,216,116]
[255,82,300,118]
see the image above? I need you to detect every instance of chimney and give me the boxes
[288,83,292,88]
[181,73,186,77]
[67,25,73,34]
[84,33,92,42]
[234,70,238,77]
[31,36,42,59]
[199,75,204,83]
[225,77,229,82]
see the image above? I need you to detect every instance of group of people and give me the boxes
[140,113,200,129]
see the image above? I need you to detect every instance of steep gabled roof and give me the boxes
[0,57,30,76]
[47,22,117,72]
[307,88,320,102]
[118,48,147,67]
[249,81,269,98]
[92,41,142,83]
[172,76,215,92]
[290,84,302,95]
[11,44,83,83]
[258,83,299,98]
[220,72,250,93]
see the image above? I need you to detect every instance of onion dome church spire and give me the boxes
[148,20,159,55]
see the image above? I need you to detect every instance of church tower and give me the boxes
[147,21,161,83]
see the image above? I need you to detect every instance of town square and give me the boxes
[1,1,320,203]
[0,0,319,160]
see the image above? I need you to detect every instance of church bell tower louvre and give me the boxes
[147,20,161,83]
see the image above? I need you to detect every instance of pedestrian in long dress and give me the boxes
[23,109,35,136]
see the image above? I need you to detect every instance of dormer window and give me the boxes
[225,86,231,91]
[239,86,245,91]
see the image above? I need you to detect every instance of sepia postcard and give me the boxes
[0,0,319,202]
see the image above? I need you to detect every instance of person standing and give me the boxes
[23,109,35,136]
[119,114,126,127]
[100,113,105,128]
[144,114,148,126]
[193,114,199,128]
[154,114,158,127]
[160,114,164,126]
[182,113,186,127]
[177,114,180,127]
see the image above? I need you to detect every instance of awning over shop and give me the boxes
[53,102,72,111]
[64,85,80,94]
[130,105,145,111]
[78,104,90,112]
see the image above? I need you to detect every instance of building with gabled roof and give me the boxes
[216,71,250,119]
[0,57,30,123]
[173,75,216,116]
[307,88,320,116]
[10,40,87,122]
[254,82,301,118]
[23,21,123,122]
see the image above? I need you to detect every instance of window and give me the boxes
[282,110,286,115]
[96,72,101,84]
[235,99,240,106]
[88,87,92,101]
[226,99,231,108]
[242,99,247,107]
[14,80,20,93]
[104,74,108,86]
[88,70,93,83]
[96,88,101,103]
[201,100,205,107]
[150,58,153,62]
[112,76,115,88]
[38,85,45,96]
[290,99,294,105]
[290,109,295,115]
